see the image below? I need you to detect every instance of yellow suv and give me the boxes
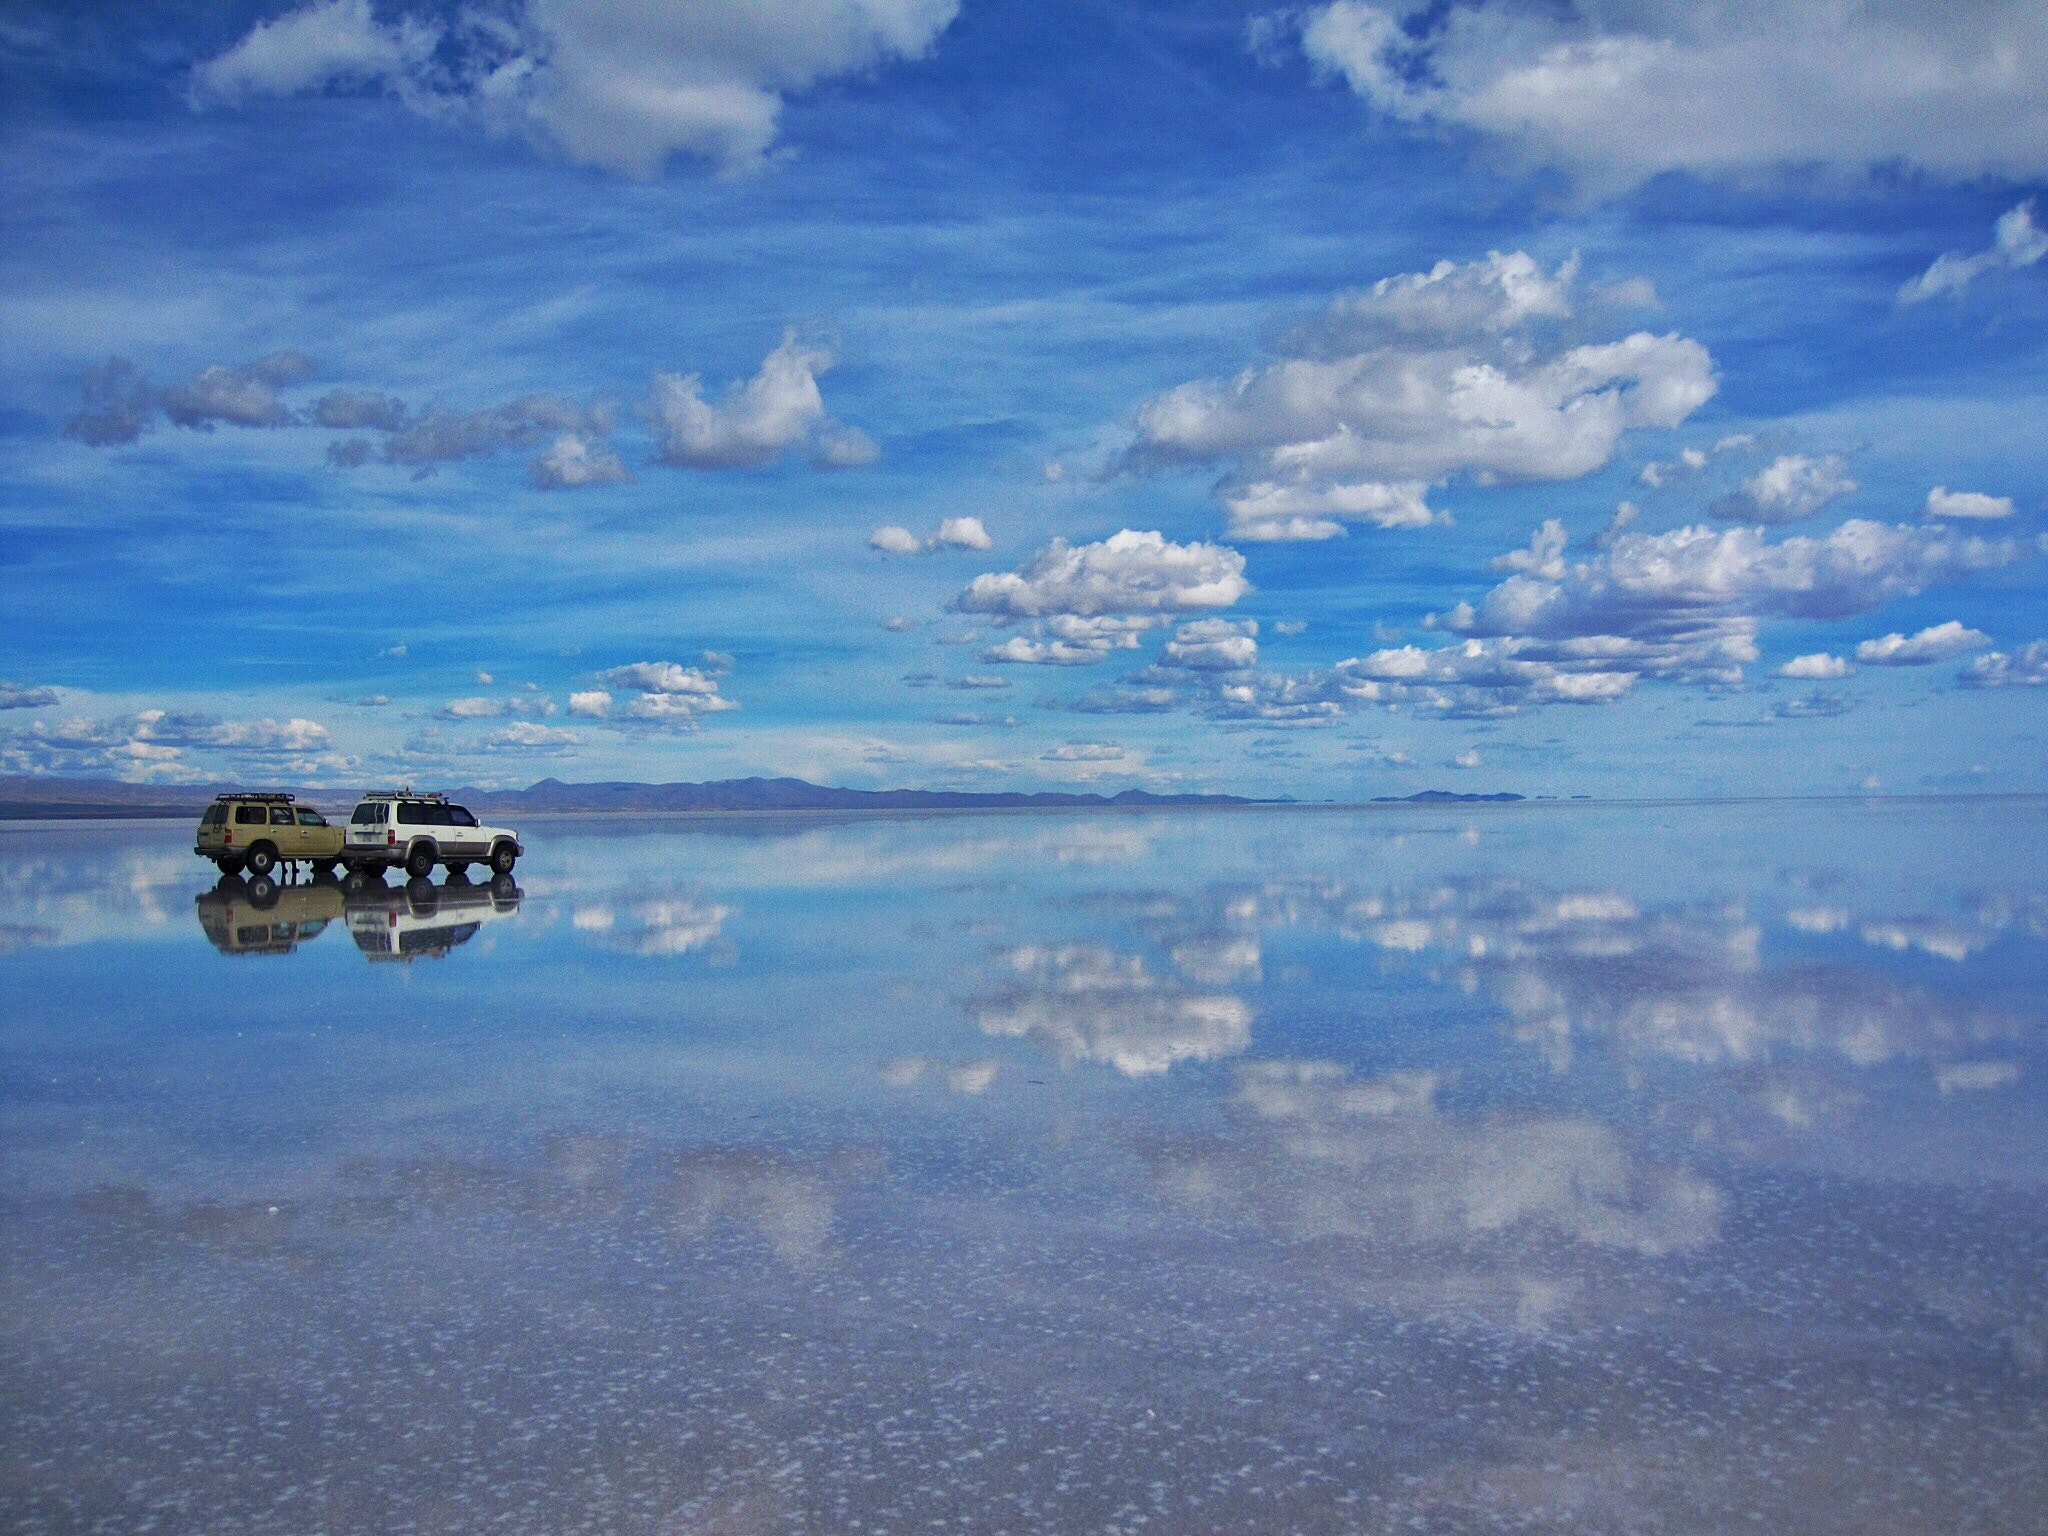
[194,792,345,877]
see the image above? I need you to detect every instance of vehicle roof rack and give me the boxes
[216,790,296,802]
[361,788,447,801]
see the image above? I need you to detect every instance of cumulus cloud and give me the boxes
[591,655,738,728]
[0,683,60,710]
[65,352,315,444]
[192,0,961,179]
[1455,518,2025,679]
[648,334,869,470]
[1855,622,1993,667]
[1772,691,1854,720]
[1777,653,1849,681]
[481,720,578,752]
[1275,1,2048,190]
[1160,618,1260,672]
[955,530,1249,621]
[1960,640,2048,688]
[0,708,335,777]
[532,431,632,489]
[1126,251,1712,540]
[1710,454,1856,524]
[868,525,921,555]
[869,516,991,556]
[1926,486,2017,521]
[1900,200,2048,303]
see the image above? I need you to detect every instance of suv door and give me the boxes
[269,804,305,858]
[445,804,486,857]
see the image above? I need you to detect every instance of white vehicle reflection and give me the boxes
[341,872,523,963]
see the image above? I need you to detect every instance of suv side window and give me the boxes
[271,806,296,825]
[235,805,268,825]
[296,808,326,826]
[398,802,428,825]
[448,806,478,828]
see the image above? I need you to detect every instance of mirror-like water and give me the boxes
[3,802,2045,1534]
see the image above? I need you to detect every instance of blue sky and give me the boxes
[2,0,2045,797]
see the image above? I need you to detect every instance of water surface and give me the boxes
[3,802,2045,1534]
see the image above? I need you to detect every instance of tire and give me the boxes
[445,862,471,880]
[404,842,437,879]
[246,876,279,909]
[244,842,278,877]
[489,841,518,875]
[214,857,244,877]
[490,872,519,902]
[342,869,374,894]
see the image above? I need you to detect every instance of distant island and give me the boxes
[1370,790,1526,804]
[0,773,1275,819]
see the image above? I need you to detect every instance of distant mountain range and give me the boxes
[0,774,1277,819]
[0,774,1539,819]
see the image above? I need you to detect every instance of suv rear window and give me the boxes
[351,803,387,824]
[201,804,226,826]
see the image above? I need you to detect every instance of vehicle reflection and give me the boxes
[194,871,523,962]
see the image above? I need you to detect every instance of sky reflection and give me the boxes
[2,803,2045,1533]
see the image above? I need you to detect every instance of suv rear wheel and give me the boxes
[405,842,437,879]
[244,842,278,876]
[214,856,244,876]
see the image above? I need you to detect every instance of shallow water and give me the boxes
[2,802,2045,1535]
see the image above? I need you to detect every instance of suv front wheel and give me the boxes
[405,842,438,879]
[490,841,518,875]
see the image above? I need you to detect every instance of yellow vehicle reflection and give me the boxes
[194,876,345,956]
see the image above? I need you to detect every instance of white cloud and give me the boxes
[0,708,334,777]
[648,333,869,470]
[440,696,505,719]
[1926,486,2017,521]
[869,525,922,556]
[979,614,1163,668]
[1777,653,1849,681]
[1281,2,2048,190]
[1159,618,1260,673]
[482,721,578,752]
[0,683,59,710]
[1040,743,1127,763]
[1712,454,1856,524]
[1960,640,2048,688]
[1855,622,1993,666]
[590,656,738,727]
[1222,478,1439,542]
[193,0,961,179]
[532,431,632,489]
[1901,200,2048,303]
[870,515,993,555]
[933,516,993,551]
[65,352,316,444]
[1461,520,2025,677]
[955,530,1249,621]
[1127,252,1712,538]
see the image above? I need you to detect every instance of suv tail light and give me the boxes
[224,829,234,845]
[387,829,396,845]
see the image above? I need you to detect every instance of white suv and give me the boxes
[343,791,523,880]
